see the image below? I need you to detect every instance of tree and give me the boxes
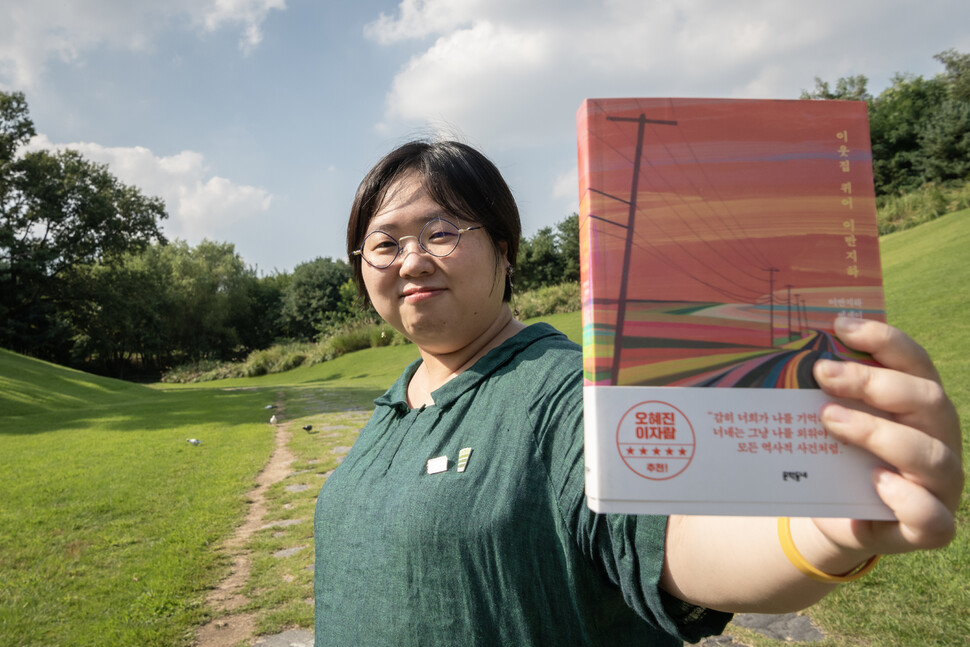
[555,213,580,283]
[516,226,562,290]
[155,239,262,362]
[802,52,970,196]
[516,213,581,290]
[919,98,970,184]
[800,75,872,102]
[0,91,167,359]
[281,257,353,339]
[66,255,172,376]
[935,48,970,101]
[241,271,288,350]
[868,74,949,194]
[0,91,38,350]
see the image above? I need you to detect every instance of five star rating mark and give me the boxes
[626,446,689,456]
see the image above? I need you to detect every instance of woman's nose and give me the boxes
[397,235,434,275]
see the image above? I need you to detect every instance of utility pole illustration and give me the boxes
[594,113,678,386]
[766,268,779,347]
[786,284,793,341]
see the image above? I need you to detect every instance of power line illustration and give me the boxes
[587,105,823,385]
[598,113,678,385]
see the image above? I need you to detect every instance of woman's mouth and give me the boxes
[402,286,445,303]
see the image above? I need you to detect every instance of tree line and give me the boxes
[2,49,968,378]
[0,89,582,378]
[802,48,970,196]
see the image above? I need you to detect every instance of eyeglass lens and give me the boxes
[360,218,463,268]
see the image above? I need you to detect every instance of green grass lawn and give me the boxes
[802,208,970,647]
[0,351,275,646]
[0,213,966,646]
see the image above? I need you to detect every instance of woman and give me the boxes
[313,140,963,646]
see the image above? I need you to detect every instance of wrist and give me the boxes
[781,517,879,583]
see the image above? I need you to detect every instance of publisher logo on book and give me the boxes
[616,401,695,480]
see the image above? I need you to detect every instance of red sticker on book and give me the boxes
[616,401,696,480]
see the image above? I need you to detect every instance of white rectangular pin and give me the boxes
[426,455,448,474]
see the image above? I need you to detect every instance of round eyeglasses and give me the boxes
[353,217,483,269]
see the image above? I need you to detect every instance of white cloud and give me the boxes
[362,0,970,238]
[0,0,285,89]
[379,21,552,133]
[365,0,480,44]
[27,135,273,243]
[200,0,287,53]
[366,0,970,149]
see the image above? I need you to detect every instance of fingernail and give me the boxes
[817,359,845,378]
[822,402,852,423]
[835,316,863,333]
[873,468,896,493]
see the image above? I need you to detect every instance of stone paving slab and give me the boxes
[697,612,825,645]
[253,629,315,647]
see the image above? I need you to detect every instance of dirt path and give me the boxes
[194,403,295,647]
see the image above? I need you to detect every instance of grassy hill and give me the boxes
[881,208,970,423]
[800,208,970,647]
[0,348,156,417]
[0,352,275,646]
[0,213,966,646]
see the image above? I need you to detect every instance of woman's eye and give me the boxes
[369,239,397,252]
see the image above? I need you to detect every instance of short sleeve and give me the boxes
[583,512,733,643]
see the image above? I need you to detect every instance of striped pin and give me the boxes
[456,447,472,473]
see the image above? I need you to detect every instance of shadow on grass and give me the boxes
[0,384,384,436]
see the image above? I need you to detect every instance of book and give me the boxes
[577,97,893,518]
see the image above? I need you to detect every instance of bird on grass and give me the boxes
[265,404,277,410]
[302,424,314,433]
[270,414,278,424]
[187,439,202,446]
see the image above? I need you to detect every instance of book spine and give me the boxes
[576,99,599,387]
[578,100,606,511]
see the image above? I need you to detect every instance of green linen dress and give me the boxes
[313,323,730,645]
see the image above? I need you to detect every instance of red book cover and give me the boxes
[578,98,892,518]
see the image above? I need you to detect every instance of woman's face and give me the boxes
[360,173,508,355]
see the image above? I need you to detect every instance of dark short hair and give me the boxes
[346,140,521,304]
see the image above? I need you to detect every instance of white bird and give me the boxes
[270,414,278,424]
[265,404,277,410]
[187,439,202,446]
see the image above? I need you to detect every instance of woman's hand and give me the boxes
[663,317,962,612]
[811,316,964,556]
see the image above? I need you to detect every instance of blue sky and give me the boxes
[2,0,968,273]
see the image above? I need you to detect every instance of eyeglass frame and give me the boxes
[352,217,484,269]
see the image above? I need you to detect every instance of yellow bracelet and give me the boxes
[777,517,880,583]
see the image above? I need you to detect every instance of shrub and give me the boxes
[161,282,583,383]
[877,180,969,234]
[515,282,581,319]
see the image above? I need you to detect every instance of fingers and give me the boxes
[870,468,958,552]
[811,316,965,556]
[819,401,964,512]
[813,358,960,451]
[829,316,941,383]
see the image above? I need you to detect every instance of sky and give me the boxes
[2,0,968,274]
